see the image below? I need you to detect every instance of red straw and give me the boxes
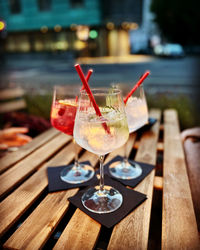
[75,69,93,102]
[81,69,93,90]
[75,64,110,134]
[124,71,150,104]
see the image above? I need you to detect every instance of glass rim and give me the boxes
[80,87,121,96]
[53,84,81,90]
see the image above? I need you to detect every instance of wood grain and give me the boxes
[134,141,163,151]
[4,190,78,250]
[4,150,98,249]
[0,133,70,198]
[0,142,76,237]
[154,176,163,190]
[162,109,200,250]
[0,128,59,174]
[107,109,161,250]
[54,209,101,250]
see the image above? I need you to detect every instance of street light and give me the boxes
[0,20,6,32]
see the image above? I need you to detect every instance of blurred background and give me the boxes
[0,0,200,132]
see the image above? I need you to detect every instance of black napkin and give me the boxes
[47,161,98,192]
[100,156,154,188]
[139,117,157,132]
[68,175,147,228]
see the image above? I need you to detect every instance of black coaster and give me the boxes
[139,117,157,132]
[100,155,155,188]
[68,175,147,228]
[47,161,98,192]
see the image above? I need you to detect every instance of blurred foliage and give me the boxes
[24,93,52,121]
[146,93,199,130]
[151,0,200,45]
[24,92,199,131]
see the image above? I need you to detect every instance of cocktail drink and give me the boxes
[109,84,148,179]
[75,105,128,155]
[51,99,77,136]
[50,85,94,184]
[126,87,148,133]
[74,88,129,213]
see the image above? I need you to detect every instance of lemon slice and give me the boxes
[58,99,77,107]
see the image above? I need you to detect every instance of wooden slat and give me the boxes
[53,133,137,250]
[0,133,71,198]
[0,142,76,237]
[54,209,101,250]
[157,142,164,151]
[107,109,161,250]
[0,99,26,113]
[4,150,99,249]
[154,176,163,190]
[134,141,164,151]
[162,109,200,250]
[0,87,25,100]
[4,190,77,250]
[0,128,59,174]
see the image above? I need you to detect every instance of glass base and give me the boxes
[60,163,94,184]
[109,160,142,180]
[81,186,123,214]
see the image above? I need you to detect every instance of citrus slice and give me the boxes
[58,99,77,107]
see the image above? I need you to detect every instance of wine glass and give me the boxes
[109,84,148,179]
[50,85,95,184]
[74,88,129,213]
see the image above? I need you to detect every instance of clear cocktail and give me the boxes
[109,84,148,179]
[74,88,129,213]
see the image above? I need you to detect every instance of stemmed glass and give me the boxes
[109,84,148,179]
[50,85,95,184]
[74,88,129,213]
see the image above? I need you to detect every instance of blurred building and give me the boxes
[0,0,154,56]
[102,0,155,55]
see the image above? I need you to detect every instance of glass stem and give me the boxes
[123,140,129,167]
[99,155,105,192]
[73,138,80,170]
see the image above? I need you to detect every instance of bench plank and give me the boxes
[54,208,101,250]
[0,133,71,198]
[4,190,77,250]
[0,87,25,100]
[162,109,200,250]
[4,150,98,249]
[107,109,161,250]
[154,176,163,190]
[0,142,77,237]
[0,128,59,174]
[0,99,27,113]
[134,141,163,151]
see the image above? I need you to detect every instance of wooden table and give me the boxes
[0,109,199,250]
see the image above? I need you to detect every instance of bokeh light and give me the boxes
[0,20,5,31]
[89,30,98,39]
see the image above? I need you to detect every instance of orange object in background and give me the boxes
[0,127,32,150]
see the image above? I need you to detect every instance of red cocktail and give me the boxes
[50,85,94,184]
[51,99,77,136]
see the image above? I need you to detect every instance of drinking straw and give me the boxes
[124,71,150,104]
[75,69,93,102]
[75,64,110,134]
[81,69,93,90]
